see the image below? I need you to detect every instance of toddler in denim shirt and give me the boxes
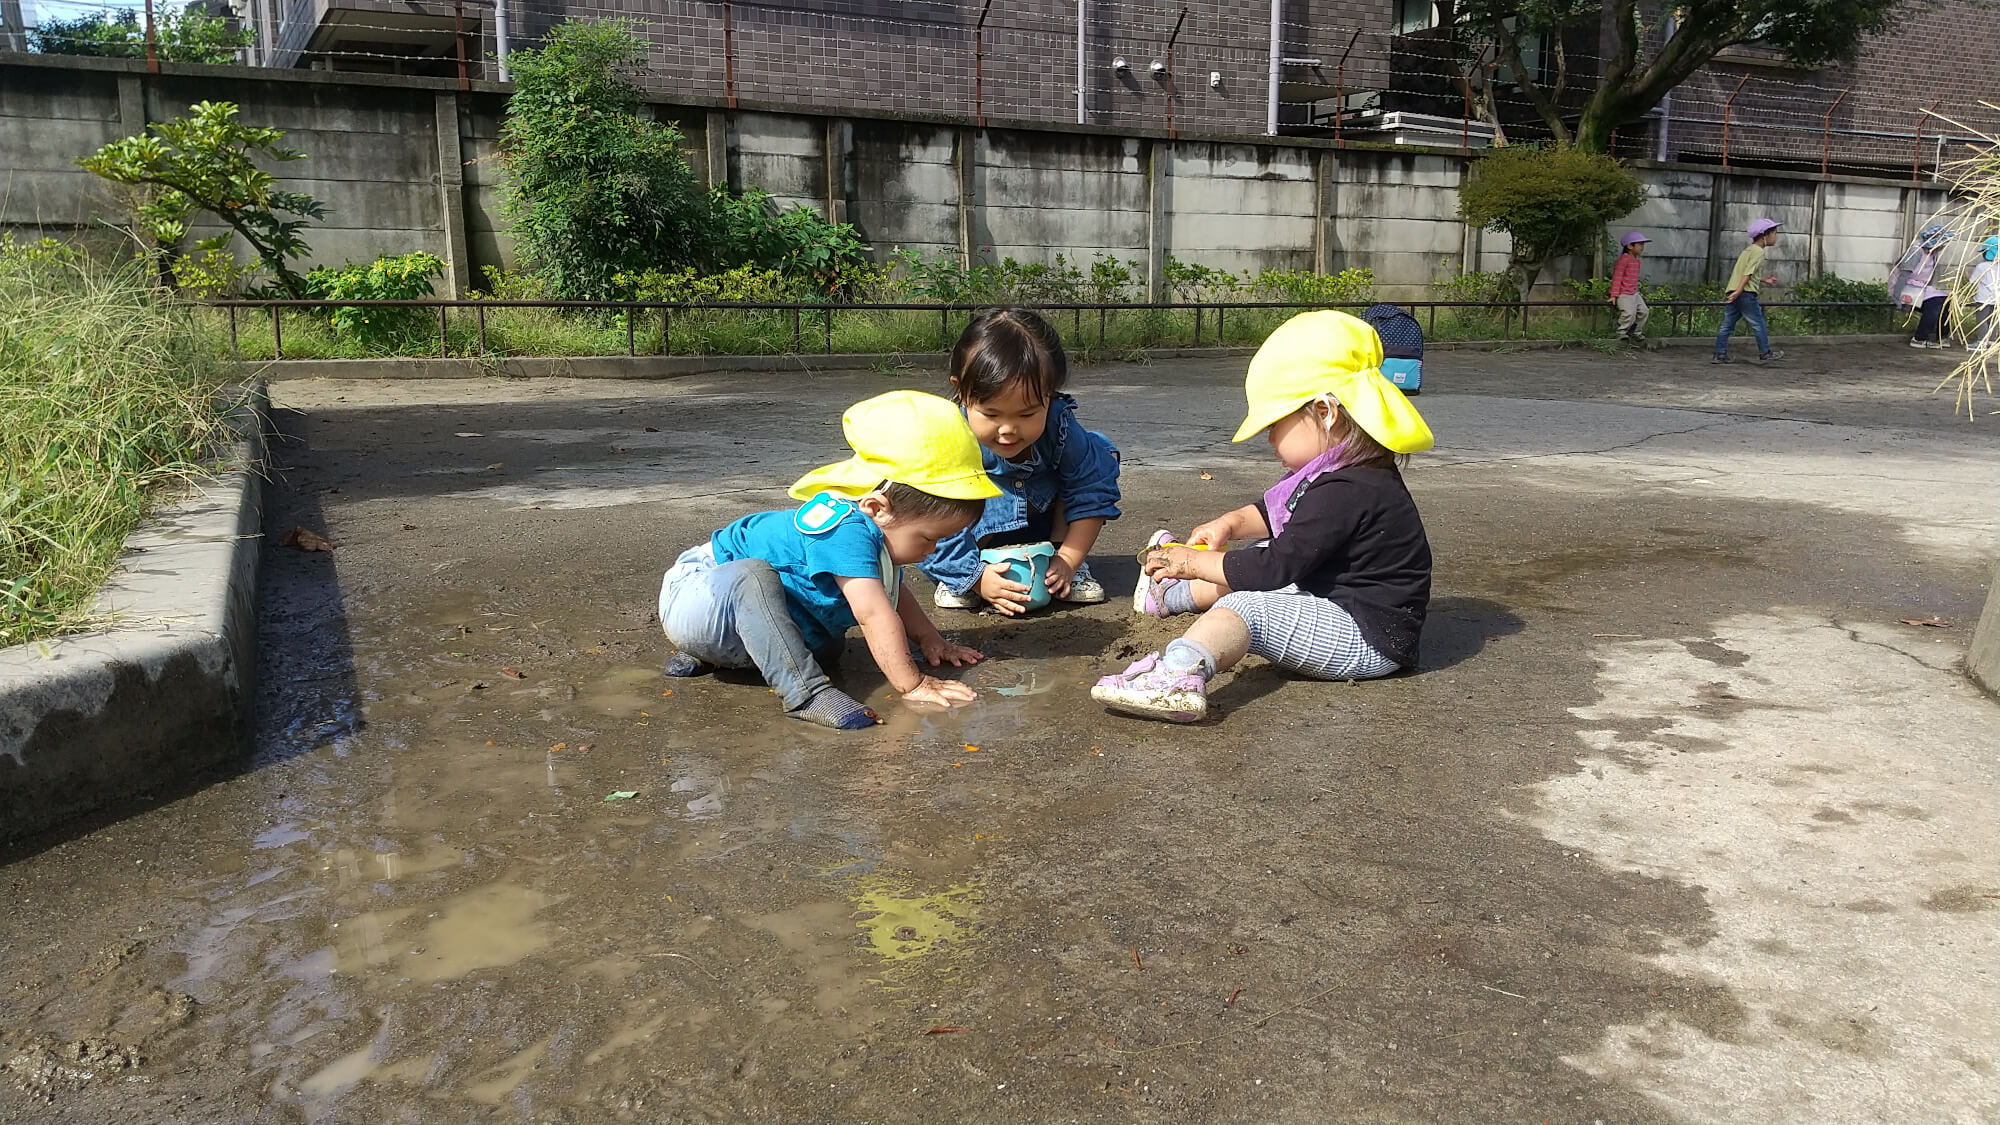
[921,308,1121,615]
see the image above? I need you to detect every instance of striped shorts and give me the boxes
[1213,587,1401,681]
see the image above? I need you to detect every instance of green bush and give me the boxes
[713,190,878,298]
[1790,274,1892,332]
[303,251,446,343]
[1163,256,1247,301]
[892,251,1145,305]
[1249,267,1375,306]
[617,264,799,303]
[1435,270,1518,305]
[500,19,718,300]
[78,100,328,298]
[1459,145,1647,300]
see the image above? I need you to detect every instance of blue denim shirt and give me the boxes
[920,394,1121,595]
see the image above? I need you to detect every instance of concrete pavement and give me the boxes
[2,343,1994,1124]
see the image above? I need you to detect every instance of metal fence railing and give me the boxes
[200,298,1906,361]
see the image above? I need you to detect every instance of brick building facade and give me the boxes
[251,0,1996,175]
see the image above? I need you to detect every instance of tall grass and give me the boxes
[1935,108,1998,419]
[1,241,228,646]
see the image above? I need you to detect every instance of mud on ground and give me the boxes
[3,345,1996,1124]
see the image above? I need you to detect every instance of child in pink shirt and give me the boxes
[1609,232,1650,345]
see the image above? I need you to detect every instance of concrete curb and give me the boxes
[253,335,1912,381]
[0,382,268,844]
[1968,561,2000,697]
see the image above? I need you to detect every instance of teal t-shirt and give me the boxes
[710,492,898,650]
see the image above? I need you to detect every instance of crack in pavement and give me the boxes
[1429,417,1749,470]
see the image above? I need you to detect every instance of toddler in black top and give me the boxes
[1091,310,1434,724]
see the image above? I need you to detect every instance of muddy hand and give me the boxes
[921,637,984,667]
[1045,555,1076,597]
[977,563,1032,616]
[1143,545,1198,580]
[903,676,977,707]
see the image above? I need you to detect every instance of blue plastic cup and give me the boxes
[978,542,1056,610]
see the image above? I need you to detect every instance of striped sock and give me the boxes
[792,688,880,730]
[1163,581,1199,616]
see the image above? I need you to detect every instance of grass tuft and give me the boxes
[1,240,228,646]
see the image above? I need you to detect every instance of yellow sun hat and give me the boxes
[789,390,1002,502]
[1231,310,1435,453]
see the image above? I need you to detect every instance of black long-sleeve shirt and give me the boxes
[1220,464,1431,668]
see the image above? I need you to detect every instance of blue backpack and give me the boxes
[1362,303,1424,395]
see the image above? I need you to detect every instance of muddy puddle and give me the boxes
[13,369,1992,1122]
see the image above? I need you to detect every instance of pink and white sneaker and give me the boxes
[1091,652,1208,723]
[1132,529,1184,618]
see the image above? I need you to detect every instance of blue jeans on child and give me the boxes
[658,544,834,713]
[1714,291,1771,357]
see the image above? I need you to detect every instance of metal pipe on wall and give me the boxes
[1654,11,1675,161]
[1266,0,1281,135]
[1076,0,1086,124]
[495,0,510,82]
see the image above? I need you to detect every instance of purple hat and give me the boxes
[1748,218,1782,240]
[1621,231,1651,247]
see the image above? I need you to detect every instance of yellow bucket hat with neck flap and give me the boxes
[1231,310,1435,452]
[790,390,1002,502]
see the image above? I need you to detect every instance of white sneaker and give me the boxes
[1132,530,1177,616]
[933,583,982,610]
[1061,562,1107,604]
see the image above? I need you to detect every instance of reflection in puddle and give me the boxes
[463,1036,551,1105]
[576,665,667,716]
[331,881,553,982]
[852,878,979,962]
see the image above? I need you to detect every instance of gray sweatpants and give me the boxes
[1615,293,1650,340]
[1212,587,1400,681]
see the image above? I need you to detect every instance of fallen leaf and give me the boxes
[576,743,593,753]
[1198,471,1213,480]
[603,790,639,802]
[660,690,674,697]
[644,426,660,433]
[278,527,334,552]
[500,667,526,679]
[925,1027,970,1035]
[449,651,470,657]
[963,744,979,752]
[402,523,418,531]
[485,740,494,746]
[549,742,568,752]
[1132,950,1144,971]
[486,462,504,470]
[1898,618,1951,628]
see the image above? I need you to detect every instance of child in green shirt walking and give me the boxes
[1713,218,1785,365]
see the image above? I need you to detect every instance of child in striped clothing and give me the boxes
[1610,232,1650,345]
[1091,311,1434,724]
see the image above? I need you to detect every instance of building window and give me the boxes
[1395,0,1438,35]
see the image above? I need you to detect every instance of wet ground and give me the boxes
[4,344,1997,1124]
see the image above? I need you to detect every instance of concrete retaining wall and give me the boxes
[0,385,267,844]
[0,55,1956,301]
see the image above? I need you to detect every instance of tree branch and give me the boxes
[1486,15,1570,145]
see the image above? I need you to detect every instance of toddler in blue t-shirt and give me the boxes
[922,308,1122,615]
[658,392,998,728]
